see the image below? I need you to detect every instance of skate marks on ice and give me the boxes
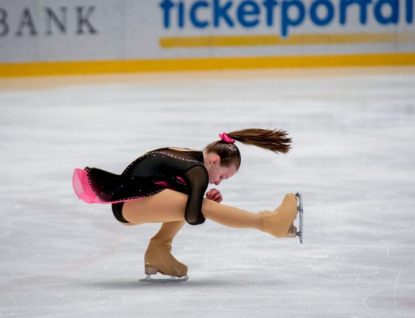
[363,244,415,315]
[1,69,415,317]
[299,240,415,316]
[0,296,18,317]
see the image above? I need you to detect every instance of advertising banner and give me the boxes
[0,0,414,75]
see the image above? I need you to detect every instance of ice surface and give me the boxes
[0,68,414,317]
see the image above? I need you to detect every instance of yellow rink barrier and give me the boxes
[160,33,415,48]
[1,52,415,77]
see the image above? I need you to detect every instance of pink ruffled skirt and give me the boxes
[72,168,107,204]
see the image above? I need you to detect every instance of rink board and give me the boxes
[0,0,415,76]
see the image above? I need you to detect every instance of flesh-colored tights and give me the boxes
[122,189,263,230]
[122,190,297,277]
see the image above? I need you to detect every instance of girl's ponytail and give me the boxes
[227,128,291,154]
[204,128,291,170]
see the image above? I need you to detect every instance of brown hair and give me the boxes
[204,128,292,170]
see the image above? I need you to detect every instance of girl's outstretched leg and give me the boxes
[201,193,298,237]
[122,190,297,238]
[144,221,187,277]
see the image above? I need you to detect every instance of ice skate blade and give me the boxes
[296,231,303,244]
[139,274,189,283]
[295,193,304,244]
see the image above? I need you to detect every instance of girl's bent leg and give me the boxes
[144,221,188,277]
[122,190,188,224]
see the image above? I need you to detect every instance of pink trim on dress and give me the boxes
[73,168,106,204]
[72,169,144,204]
[176,176,187,185]
[154,181,169,187]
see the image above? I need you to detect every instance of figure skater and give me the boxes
[73,128,301,280]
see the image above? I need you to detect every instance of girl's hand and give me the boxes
[206,188,223,203]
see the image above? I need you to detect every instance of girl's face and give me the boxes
[207,162,238,186]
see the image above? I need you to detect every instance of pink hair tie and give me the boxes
[219,132,235,144]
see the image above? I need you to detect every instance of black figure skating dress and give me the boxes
[72,148,208,225]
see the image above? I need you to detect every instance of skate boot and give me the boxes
[140,222,189,283]
[286,224,298,238]
[144,238,187,276]
[260,193,298,238]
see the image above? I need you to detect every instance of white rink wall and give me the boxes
[0,0,414,75]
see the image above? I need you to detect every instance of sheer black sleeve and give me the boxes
[183,166,209,225]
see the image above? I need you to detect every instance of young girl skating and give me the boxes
[73,128,303,281]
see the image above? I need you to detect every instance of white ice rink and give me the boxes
[1,68,414,317]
